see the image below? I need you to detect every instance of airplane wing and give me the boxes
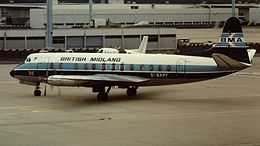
[212,53,250,69]
[47,74,149,86]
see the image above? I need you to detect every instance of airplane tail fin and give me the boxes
[215,17,246,48]
[211,17,256,65]
[137,36,148,53]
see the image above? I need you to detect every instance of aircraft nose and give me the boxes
[10,70,15,78]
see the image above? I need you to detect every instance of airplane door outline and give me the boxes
[176,58,186,74]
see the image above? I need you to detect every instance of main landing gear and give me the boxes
[127,87,137,97]
[96,86,111,101]
[94,86,138,101]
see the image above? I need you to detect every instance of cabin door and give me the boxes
[176,58,186,74]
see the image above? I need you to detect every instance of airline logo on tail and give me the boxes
[220,33,244,43]
[216,33,247,48]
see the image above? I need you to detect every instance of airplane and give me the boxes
[97,36,148,54]
[10,17,256,101]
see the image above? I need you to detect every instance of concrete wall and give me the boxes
[0,28,176,50]
[30,9,45,29]
[27,37,45,49]
[29,5,236,29]
[124,36,140,49]
[160,36,176,49]
[67,36,84,48]
[250,8,260,24]
[4,8,29,18]
[104,36,122,48]
[6,37,25,49]
[85,36,103,48]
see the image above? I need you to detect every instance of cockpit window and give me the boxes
[25,58,31,63]
[97,50,103,53]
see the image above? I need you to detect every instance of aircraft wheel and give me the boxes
[127,87,137,96]
[97,92,108,101]
[34,90,41,96]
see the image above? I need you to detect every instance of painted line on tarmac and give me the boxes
[0,105,55,113]
[235,72,260,78]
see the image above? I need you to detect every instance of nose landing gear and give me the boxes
[34,86,41,96]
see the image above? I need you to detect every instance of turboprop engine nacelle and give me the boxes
[48,78,82,86]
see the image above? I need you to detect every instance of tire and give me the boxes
[127,88,137,96]
[34,90,41,96]
[97,92,108,101]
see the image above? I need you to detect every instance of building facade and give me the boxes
[0,28,177,50]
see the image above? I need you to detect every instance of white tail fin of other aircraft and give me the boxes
[137,36,148,53]
[210,17,256,66]
[97,36,148,54]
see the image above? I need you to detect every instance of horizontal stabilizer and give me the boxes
[212,53,250,69]
[247,49,256,63]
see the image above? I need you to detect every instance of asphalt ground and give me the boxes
[0,58,260,146]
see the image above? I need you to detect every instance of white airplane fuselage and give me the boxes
[9,17,256,100]
[11,52,236,87]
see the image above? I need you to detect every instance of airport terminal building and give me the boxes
[0,1,260,50]
[0,28,176,50]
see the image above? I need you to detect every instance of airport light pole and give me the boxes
[46,0,53,49]
[232,0,236,17]
[89,0,93,27]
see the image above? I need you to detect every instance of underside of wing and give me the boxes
[47,74,149,86]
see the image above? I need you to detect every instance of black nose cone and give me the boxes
[10,70,15,78]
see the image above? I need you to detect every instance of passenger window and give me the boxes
[120,64,124,71]
[63,63,74,69]
[84,64,88,70]
[74,63,78,70]
[53,63,60,69]
[102,63,106,70]
[77,63,84,70]
[49,63,54,69]
[140,65,145,71]
[112,63,116,71]
[59,63,63,69]
[130,64,134,71]
[149,65,154,71]
[92,64,96,70]
[158,65,162,71]
[167,65,171,71]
